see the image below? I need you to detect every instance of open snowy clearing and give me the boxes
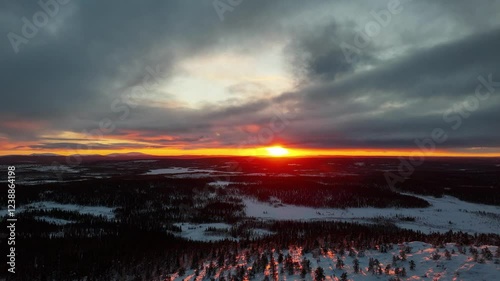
[172,223,236,242]
[143,167,243,175]
[172,222,274,242]
[1,201,116,219]
[243,194,500,234]
[35,216,74,225]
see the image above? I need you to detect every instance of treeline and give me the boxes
[231,176,430,208]
[8,177,246,230]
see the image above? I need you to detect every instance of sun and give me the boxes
[265,146,289,157]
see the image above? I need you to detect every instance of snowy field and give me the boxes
[243,194,500,234]
[34,216,74,225]
[0,201,116,220]
[172,223,236,242]
[143,167,242,175]
[172,222,274,242]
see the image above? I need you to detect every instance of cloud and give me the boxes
[0,0,499,154]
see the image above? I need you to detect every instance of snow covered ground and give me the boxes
[243,194,500,234]
[34,216,74,225]
[144,167,215,175]
[143,167,242,175]
[208,181,234,187]
[170,241,499,281]
[0,201,116,220]
[172,223,236,242]
[172,222,275,242]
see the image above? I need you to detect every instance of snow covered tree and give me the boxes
[392,255,399,265]
[336,257,344,269]
[472,251,479,262]
[218,253,225,267]
[301,258,311,272]
[444,249,451,260]
[399,250,407,261]
[270,256,278,281]
[353,259,360,273]
[207,262,215,277]
[249,264,256,279]
[284,254,294,275]
[278,252,284,264]
[339,248,345,256]
[380,244,387,253]
[482,247,493,260]
[368,258,374,274]
[404,245,412,254]
[409,260,416,270]
[348,248,356,257]
[384,264,391,275]
[314,267,325,281]
[261,255,269,273]
[431,251,440,260]
[357,250,365,258]
[300,267,307,279]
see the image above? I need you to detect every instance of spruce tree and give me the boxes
[445,249,451,260]
[336,257,344,269]
[314,267,325,281]
[409,260,416,270]
[353,258,360,273]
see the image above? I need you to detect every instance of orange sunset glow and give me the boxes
[2,2,500,280]
[1,1,499,159]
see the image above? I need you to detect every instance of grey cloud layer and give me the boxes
[1,0,499,151]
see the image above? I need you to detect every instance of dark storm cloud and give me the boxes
[0,0,313,135]
[284,21,377,81]
[313,27,500,100]
[270,24,500,149]
[1,0,499,152]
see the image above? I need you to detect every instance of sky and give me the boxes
[1,0,500,157]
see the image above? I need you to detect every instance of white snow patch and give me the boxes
[35,216,74,225]
[243,194,500,234]
[22,201,116,219]
[144,167,242,175]
[172,223,236,242]
[30,165,79,173]
[208,181,234,187]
